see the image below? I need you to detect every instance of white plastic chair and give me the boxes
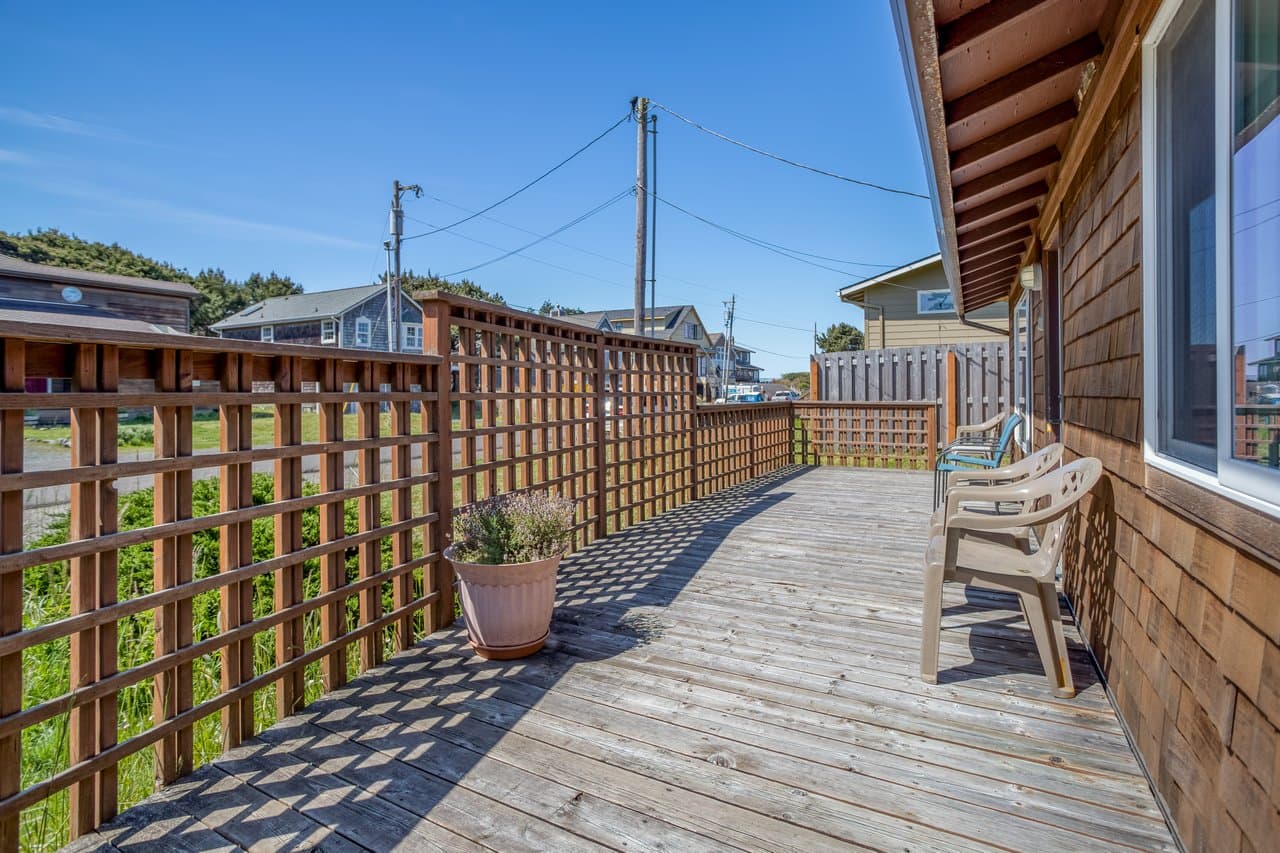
[921,457,1102,698]
[929,442,1064,534]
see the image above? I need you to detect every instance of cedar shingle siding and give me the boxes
[1036,57,1280,851]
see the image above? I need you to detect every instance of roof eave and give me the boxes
[889,0,965,317]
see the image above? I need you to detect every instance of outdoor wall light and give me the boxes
[1019,262,1043,292]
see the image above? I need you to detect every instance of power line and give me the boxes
[650,100,931,201]
[402,111,631,242]
[734,340,807,360]
[650,190,891,276]
[736,314,813,332]
[403,215,633,292]
[443,188,634,277]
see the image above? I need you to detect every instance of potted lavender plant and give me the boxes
[444,491,577,659]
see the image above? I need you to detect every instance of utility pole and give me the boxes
[389,179,423,352]
[632,97,648,336]
[648,113,658,338]
[721,295,736,394]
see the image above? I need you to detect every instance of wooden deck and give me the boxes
[73,466,1176,852]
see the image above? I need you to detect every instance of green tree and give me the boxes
[816,322,865,353]
[780,370,810,395]
[390,269,505,305]
[537,301,585,315]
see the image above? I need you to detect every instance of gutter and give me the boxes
[889,0,964,316]
[959,315,1008,336]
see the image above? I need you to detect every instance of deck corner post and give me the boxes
[421,298,455,631]
[945,349,958,444]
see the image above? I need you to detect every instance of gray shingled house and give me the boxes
[211,284,424,352]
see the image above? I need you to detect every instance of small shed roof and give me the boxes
[0,254,198,299]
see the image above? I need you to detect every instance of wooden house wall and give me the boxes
[0,274,191,330]
[859,265,1008,349]
[1040,54,1280,851]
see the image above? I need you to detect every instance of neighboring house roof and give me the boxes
[211,284,411,330]
[562,305,707,345]
[707,333,754,354]
[838,254,943,302]
[0,299,187,335]
[0,254,198,299]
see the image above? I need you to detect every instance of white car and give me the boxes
[772,390,799,401]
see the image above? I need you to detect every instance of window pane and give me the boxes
[1157,0,1218,469]
[1232,0,1280,470]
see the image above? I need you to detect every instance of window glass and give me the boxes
[1013,293,1030,446]
[917,290,954,314]
[355,318,371,347]
[321,319,336,344]
[1157,0,1218,469]
[1231,0,1280,470]
[261,326,273,343]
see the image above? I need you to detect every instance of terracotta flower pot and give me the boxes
[444,546,561,660]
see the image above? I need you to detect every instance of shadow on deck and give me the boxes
[73,466,1175,852]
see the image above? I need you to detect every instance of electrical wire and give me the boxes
[733,340,808,360]
[442,188,633,277]
[649,190,893,276]
[735,314,814,332]
[402,215,633,292]
[401,111,631,242]
[650,101,931,201]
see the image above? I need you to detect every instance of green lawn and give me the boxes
[24,409,436,453]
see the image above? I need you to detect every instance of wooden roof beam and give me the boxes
[964,264,1021,292]
[955,182,1047,232]
[953,147,1061,208]
[956,207,1040,244]
[962,249,1026,280]
[959,225,1034,264]
[946,34,1104,128]
[965,279,1019,304]
[938,0,1048,58]
[951,100,1078,172]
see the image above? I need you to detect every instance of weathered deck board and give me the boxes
[76,466,1176,852]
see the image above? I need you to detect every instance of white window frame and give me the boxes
[1012,291,1032,450]
[354,317,372,348]
[1141,0,1280,516]
[917,289,955,315]
[321,318,337,344]
[260,326,273,343]
[402,323,423,351]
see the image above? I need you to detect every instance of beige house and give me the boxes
[837,254,1006,348]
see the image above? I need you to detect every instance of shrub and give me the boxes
[451,491,576,564]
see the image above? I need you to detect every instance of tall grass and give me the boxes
[19,474,406,852]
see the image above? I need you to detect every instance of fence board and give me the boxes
[813,343,1008,446]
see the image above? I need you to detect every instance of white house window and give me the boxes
[917,289,955,315]
[402,323,423,351]
[355,317,372,348]
[1143,0,1280,511]
[321,319,337,344]
[260,326,274,343]
[684,322,700,340]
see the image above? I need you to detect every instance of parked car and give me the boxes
[772,390,799,401]
[1258,384,1280,405]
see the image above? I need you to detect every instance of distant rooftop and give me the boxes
[211,283,398,330]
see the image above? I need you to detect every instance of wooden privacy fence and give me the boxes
[1,298,938,851]
[812,343,1007,443]
[794,401,938,469]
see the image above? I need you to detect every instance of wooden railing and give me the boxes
[793,401,937,469]
[694,402,794,496]
[2,299,939,851]
[1234,405,1280,467]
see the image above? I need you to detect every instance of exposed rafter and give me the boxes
[956,207,1040,244]
[946,34,1103,127]
[955,182,1048,231]
[937,0,1046,58]
[951,100,1078,172]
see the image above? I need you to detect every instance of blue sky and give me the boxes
[0,1,938,376]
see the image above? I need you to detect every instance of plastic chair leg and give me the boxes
[1038,581,1076,698]
[920,558,944,684]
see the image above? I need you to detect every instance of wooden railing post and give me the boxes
[594,338,608,540]
[95,345,120,825]
[219,352,255,748]
[945,350,958,444]
[68,344,100,836]
[926,404,938,470]
[422,300,455,631]
[0,340,23,853]
[389,363,414,651]
[357,360,383,671]
[273,355,305,717]
[318,358,348,688]
[153,348,194,784]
